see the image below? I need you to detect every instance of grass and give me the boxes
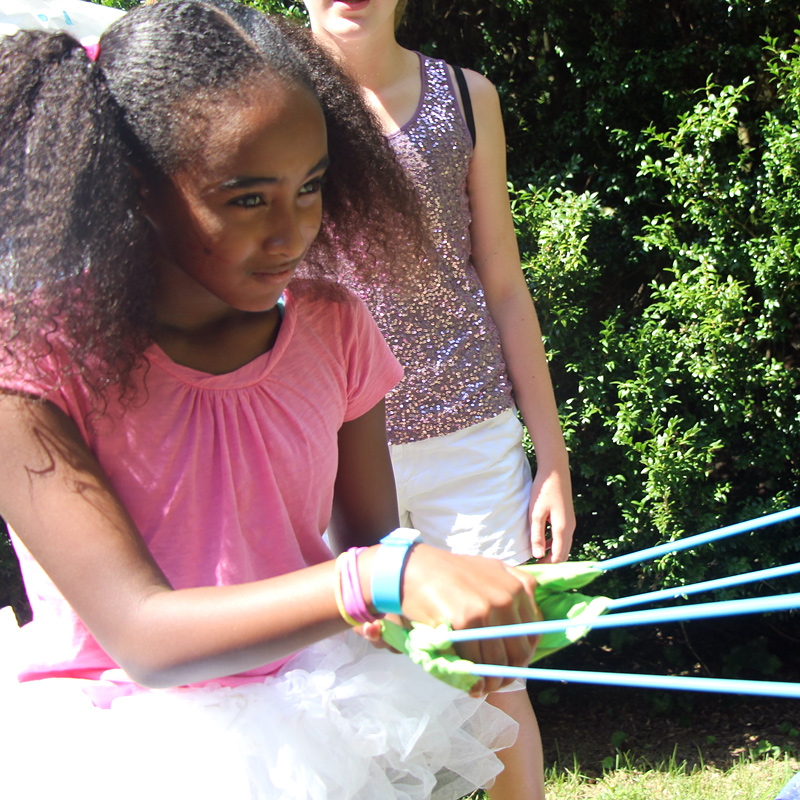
[466,754,798,799]
[543,753,798,799]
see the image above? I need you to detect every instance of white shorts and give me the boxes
[390,409,533,565]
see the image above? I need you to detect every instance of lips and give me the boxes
[249,263,297,282]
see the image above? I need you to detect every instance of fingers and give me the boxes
[445,561,539,693]
[549,526,573,563]
[528,477,576,564]
[506,564,540,668]
[398,544,542,693]
[357,620,384,643]
[547,499,576,562]
[529,512,548,560]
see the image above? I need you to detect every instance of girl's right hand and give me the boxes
[389,543,539,695]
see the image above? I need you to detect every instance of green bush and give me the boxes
[517,38,800,593]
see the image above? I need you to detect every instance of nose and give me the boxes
[263,201,312,260]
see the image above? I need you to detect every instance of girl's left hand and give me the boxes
[528,468,575,563]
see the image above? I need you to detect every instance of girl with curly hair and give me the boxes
[0,3,540,797]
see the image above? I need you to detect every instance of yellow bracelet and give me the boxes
[333,553,360,626]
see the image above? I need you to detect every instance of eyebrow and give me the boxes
[217,155,331,191]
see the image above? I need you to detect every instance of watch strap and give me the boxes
[369,528,422,615]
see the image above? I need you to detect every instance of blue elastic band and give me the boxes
[466,664,800,699]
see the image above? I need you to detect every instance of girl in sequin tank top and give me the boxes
[304,4,576,796]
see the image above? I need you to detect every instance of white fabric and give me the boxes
[390,408,533,565]
[0,0,123,42]
[0,614,517,800]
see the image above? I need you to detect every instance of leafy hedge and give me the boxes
[397,1,800,595]
[514,35,800,595]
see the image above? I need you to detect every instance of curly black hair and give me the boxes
[0,0,428,401]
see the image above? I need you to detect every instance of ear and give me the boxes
[130,165,162,230]
[130,165,150,204]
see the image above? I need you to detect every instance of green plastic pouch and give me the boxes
[379,561,609,691]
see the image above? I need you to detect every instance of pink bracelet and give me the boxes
[341,547,380,624]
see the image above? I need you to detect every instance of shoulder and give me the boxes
[447,68,505,162]
[444,64,500,107]
[459,67,502,121]
[458,66,497,95]
[283,282,401,412]
[286,280,369,324]
[0,328,78,402]
[443,63,502,146]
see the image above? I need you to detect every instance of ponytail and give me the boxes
[0,29,152,400]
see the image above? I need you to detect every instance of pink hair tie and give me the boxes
[83,39,100,63]
[341,547,380,624]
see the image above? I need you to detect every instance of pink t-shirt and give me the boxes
[4,285,402,692]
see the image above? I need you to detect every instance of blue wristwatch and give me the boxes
[370,528,422,615]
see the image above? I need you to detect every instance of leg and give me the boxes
[391,412,545,796]
[486,689,545,800]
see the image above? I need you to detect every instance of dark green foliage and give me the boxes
[516,39,800,595]
[232,0,306,20]
[0,519,28,623]
[96,0,139,10]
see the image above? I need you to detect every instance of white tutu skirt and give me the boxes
[0,616,516,799]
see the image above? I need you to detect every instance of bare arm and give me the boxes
[0,394,350,687]
[0,394,539,692]
[328,401,540,691]
[327,400,399,553]
[462,69,576,563]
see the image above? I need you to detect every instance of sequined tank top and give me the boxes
[346,53,513,445]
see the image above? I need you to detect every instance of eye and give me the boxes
[230,194,265,208]
[299,176,325,197]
